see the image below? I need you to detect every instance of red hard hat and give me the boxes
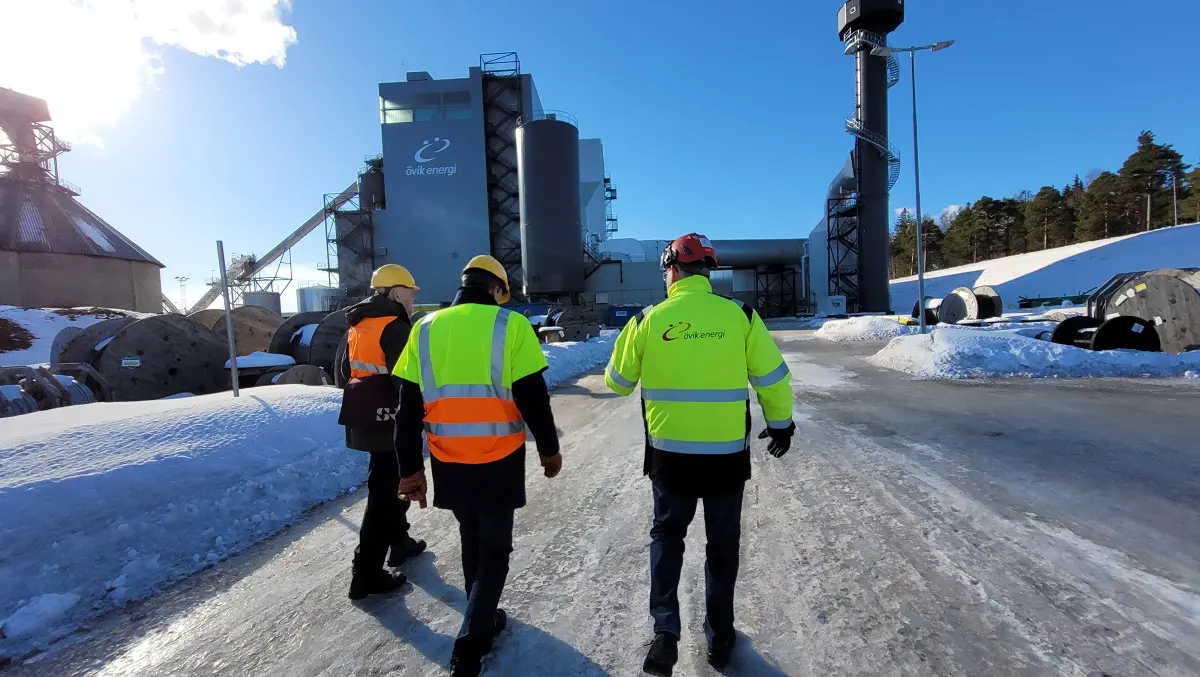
[661,233,718,269]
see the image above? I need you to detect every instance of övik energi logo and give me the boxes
[662,321,725,342]
[406,136,458,177]
[414,137,450,163]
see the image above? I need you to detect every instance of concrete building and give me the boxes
[337,54,806,317]
[1,88,162,312]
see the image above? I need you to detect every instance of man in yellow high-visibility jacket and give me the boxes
[605,233,795,677]
[393,254,563,677]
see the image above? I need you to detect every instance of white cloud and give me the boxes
[0,0,297,146]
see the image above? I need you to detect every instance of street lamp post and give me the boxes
[873,40,955,334]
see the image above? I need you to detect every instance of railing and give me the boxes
[517,109,578,127]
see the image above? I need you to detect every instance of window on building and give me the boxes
[444,104,472,120]
[380,98,413,124]
[379,93,473,124]
[413,106,440,122]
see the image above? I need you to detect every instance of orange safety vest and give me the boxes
[347,316,394,380]
[415,309,525,465]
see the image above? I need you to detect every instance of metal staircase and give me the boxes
[480,53,526,298]
[842,30,901,190]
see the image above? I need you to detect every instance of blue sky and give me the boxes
[22,0,1200,310]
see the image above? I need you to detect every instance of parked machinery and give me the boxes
[1050,269,1200,354]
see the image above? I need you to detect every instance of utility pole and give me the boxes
[1172,172,1179,226]
[1146,193,1152,232]
[174,276,189,312]
[216,242,239,397]
[872,39,956,334]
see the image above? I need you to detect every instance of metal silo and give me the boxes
[296,286,342,313]
[517,112,583,296]
[358,161,386,210]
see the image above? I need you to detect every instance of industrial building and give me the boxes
[0,88,163,313]
[191,52,808,319]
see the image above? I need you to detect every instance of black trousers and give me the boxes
[452,508,515,658]
[353,451,411,571]
[649,482,745,644]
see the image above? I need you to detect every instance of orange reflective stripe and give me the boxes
[417,309,525,465]
[347,316,393,379]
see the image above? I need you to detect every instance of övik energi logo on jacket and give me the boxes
[406,137,457,177]
[662,321,726,342]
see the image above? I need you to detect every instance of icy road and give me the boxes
[15,332,1200,677]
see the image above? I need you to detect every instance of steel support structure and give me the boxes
[481,53,526,298]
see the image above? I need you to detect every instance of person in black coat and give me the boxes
[335,265,428,600]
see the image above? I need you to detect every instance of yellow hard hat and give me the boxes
[463,255,510,304]
[370,264,419,291]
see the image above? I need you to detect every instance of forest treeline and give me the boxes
[890,131,1198,278]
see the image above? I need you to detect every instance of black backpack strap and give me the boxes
[718,295,755,325]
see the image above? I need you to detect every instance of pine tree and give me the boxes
[1117,130,1191,231]
[1024,187,1075,250]
[1076,171,1124,241]
[890,209,918,278]
[921,216,946,271]
[942,205,977,266]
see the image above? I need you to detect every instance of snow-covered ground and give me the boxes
[870,327,1200,379]
[0,334,616,660]
[0,306,151,367]
[890,221,1200,311]
[0,386,364,655]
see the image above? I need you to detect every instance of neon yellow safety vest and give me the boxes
[394,304,547,464]
[604,275,794,454]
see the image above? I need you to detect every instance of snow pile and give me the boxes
[0,306,150,367]
[1187,371,1200,379]
[0,334,619,656]
[542,333,615,388]
[0,386,367,655]
[869,327,1200,379]
[890,221,1200,311]
[816,316,918,342]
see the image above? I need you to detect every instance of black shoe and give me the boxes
[347,568,407,600]
[642,633,678,677]
[707,634,736,670]
[387,538,427,567]
[449,654,482,677]
[493,608,507,635]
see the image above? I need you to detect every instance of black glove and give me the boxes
[757,422,795,458]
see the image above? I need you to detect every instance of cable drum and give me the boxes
[936,288,979,325]
[55,376,97,405]
[1102,269,1200,355]
[49,326,84,364]
[305,310,348,375]
[972,286,1003,320]
[269,311,328,364]
[208,306,285,355]
[55,317,136,365]
[0,386,38,418]
[92,314,229,401]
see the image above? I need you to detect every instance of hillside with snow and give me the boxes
[890,222,1200,310]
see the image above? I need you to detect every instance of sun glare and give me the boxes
[0,0,297,147]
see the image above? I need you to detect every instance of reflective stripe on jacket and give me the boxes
[604,275,794,455]
[395,304,547,465]
[347,316,394,379]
